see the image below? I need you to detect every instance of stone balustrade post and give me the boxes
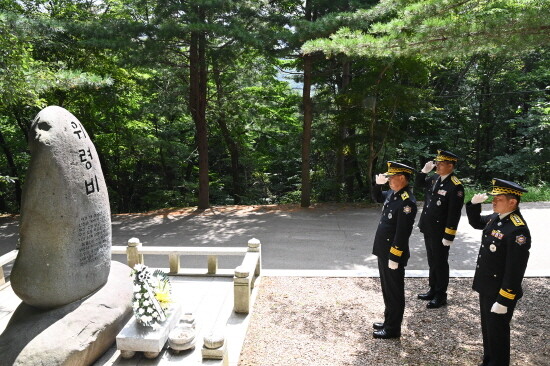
[0,267,5,286]
[207,255,218,275]
[126,237,144,268]
[233,265,251,314]
[247,238,261,277]
[169,254,180,274]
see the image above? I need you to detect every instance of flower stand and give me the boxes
[115,303,183,359]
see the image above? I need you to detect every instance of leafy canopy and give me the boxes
[302,0,550,59]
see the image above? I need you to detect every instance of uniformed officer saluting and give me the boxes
[371,161,417,339]
[417,150,465,308]
[466,178,531,366]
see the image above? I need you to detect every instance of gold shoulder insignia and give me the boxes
[451,176,462,185]
[401,192,409,200]
[510,214,525,226]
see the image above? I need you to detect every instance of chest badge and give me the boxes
[497,222,502,226]
[436,200,441,206]
[403,205,412,214]
[437,189,447,196]
[516,235,527,245]
[491,230,504,240]
[489,244,497,252]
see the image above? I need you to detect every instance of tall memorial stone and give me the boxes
[11,105,111,308]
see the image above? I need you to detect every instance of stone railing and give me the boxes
[0,250,18,290]
[111,238,262,314]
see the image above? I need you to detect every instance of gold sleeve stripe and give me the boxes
[390,247,403,257]
[445,228,457,235]
[499,289,516,300]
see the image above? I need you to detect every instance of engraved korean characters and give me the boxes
[11,106,112,309]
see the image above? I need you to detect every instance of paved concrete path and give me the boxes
[1,202,548,275]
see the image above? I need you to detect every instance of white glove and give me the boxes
[471,193,488,204]
[421,161,436,174]
[442,239,453,246]
[388,259,399,270]
[375,173,389,185]
[491,302,508,314]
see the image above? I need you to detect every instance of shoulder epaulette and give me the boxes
[510,213,525,226]
[451,176,462,185]
[401,191,409,200]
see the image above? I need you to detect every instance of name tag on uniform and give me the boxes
[437,189,447,196]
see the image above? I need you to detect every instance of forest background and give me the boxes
[1,0,549,214]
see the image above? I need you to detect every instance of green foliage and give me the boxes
[0,1,549,214]
[302,0,550,59]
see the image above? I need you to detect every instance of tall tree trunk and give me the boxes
[336,59,351,193]
[300,0,314,208]
[300,53,313,208]
[212,63,242,204]
[341,60,356,199]
[0,129,22,209]
[367,64,392,196]
[189,9,209,209]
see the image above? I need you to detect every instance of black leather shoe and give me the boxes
[372,322,384,330]
[417,291,435,300]
[373,329,401,339]
[427,295,447,309]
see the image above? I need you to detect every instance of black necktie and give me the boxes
[432,177,441,193]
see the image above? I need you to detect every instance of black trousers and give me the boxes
[377,257,405,334]
[479,293,517,366]
[423,232,450,296]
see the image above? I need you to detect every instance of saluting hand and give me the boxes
[421,161,436,173]
[375,174,389,185]
[388,259,399,270]
[491,302,508,314]
[471,193,488,204]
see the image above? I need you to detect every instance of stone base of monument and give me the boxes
[116,303,183,359]
[0,261,133,366]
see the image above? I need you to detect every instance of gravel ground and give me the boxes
[239,277,549,366]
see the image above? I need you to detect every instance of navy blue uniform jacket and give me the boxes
[372,185,417,266]
[417,172,464,241]
[466,202,531,307]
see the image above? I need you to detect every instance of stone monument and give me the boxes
[0,106,133,366]
[11,105,112,308]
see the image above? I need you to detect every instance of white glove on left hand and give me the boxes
[388,259,399,270]
[491,302,508,314]
[375,173,389,185]
[442,239,453,246]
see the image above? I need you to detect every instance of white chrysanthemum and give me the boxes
[135,293,141,299]
[143,300,150,306]
[143,293,149,298]
[138,308,145,314]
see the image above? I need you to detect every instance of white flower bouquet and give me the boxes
[131,264,172,327]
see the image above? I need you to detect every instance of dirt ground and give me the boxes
[239,277,549,366]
